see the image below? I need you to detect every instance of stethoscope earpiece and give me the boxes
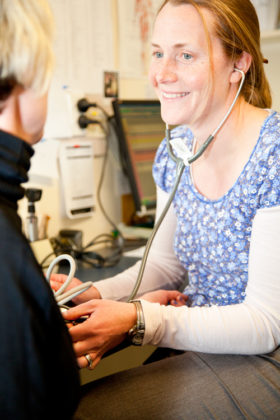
[128,65,246,301]
[234,68,245,77]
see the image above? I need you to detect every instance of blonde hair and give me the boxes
[0,0,54,101]
[158,0,272,108]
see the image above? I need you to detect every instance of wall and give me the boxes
[261,32,280,111]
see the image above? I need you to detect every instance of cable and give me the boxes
[212,69,245,138]
[56,282,93,306]
[128,70,246,300]
[95,117,123,239]
[79,102,124,247]
[76,98,119,236]
[45,254,94,306]
[40,230,123,270]
[128,160,185,301]
[166,69,246,165]
[46,254,76,296]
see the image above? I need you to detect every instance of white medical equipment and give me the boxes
[128,69,246,301]
[59,140,95,219]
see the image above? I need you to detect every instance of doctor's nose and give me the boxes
[153,59,178,85]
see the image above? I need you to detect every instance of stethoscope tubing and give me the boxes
[45,71,246,305]
[127,159,185,301]
[128,69,245,301]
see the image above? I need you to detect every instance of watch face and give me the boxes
[128,301,145,345]
[131,329,145,345]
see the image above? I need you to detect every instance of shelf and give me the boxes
[261,29,280,40]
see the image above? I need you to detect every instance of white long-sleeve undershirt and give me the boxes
[95,187,280,355]
[94,187,187,302]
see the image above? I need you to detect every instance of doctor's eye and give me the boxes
[178,52,193,63]
[152,51,163,59]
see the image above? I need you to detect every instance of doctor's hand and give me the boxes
[63,299,137,369]
[141,290,188,307]
[50,273,101,304]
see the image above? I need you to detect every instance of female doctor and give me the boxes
[53,1,280,417]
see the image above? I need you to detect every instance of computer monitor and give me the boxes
[112,99,165,213]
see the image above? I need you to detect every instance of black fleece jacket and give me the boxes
[0,130,80,419]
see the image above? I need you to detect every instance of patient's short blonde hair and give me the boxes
[0,0,54,101]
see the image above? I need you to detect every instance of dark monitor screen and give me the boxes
[112,99,164,213]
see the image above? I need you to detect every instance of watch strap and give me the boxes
[128,300,145,345]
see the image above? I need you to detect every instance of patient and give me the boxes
[0,1,80,418]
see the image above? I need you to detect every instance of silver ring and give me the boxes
[85,353,93,368]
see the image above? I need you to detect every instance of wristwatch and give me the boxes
[128,300,145,346]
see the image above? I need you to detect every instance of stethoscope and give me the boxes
[127,68,245,301]
[47,69,245,305]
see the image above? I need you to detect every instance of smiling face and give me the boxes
[149,3,237,130]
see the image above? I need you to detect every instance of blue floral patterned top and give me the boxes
[153,110,280,307]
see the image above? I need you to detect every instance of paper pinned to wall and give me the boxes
[49,0,114,92]
[46,0,115,139]
[117,0,162,77]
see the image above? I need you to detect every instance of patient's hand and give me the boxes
[141,290,188,306]
[50,274,101,304]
